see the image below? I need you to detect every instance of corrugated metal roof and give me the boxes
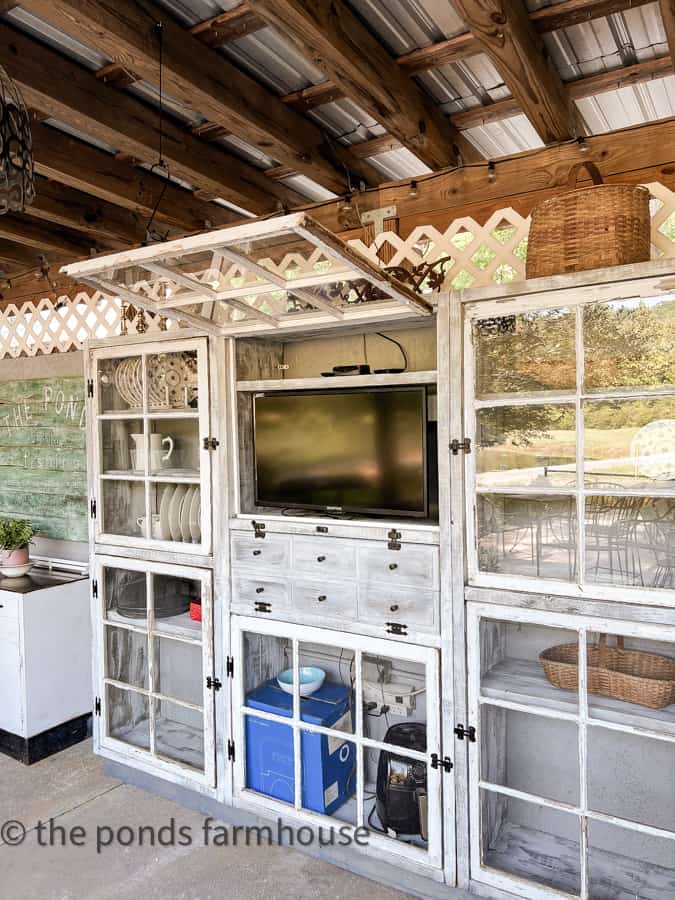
[418,53,511,113]
[154,0,235,28]
[366,148,433,181]
[576,73,675,132]
[347,0,468,53]
[462,115,545,158]
[4,5,109,69]
[218,25,323,94]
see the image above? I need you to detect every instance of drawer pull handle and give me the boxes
[317,555,326,562]
[317,595,327,602]
[255,587,265,594]
[390,604,399,612]
[252,549,262,556]
[389,563,398,570]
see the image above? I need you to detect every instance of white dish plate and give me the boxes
[0,562,34,578]
[180,486,194,542]
[189,487,201,542]
[159,484,174,541]
[169,484,188,542]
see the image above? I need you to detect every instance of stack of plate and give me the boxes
[158,484,201,543]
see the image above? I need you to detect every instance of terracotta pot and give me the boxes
[1,547,29,566]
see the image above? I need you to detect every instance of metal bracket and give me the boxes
[226,656,234,678]
[361,205,397,236]
[87,379,94,398]
[94,697,101,716]
[387,528,402,551]
[454,724,476,742]
[206,676,222,691]
[430,754,454,773]
[254,600,272,613]
[227,739,235,762]
[202,437,220,450]
[450,438,472,455]
[252,520,266,539]
[92,579,98,599]
[386,622,408,636]
[90,498,97,519]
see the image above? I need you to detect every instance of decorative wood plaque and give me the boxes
[0,377,87,542]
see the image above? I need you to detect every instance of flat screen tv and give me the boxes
[253,387,428,518]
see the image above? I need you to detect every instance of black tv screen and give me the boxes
[253,387,428,517]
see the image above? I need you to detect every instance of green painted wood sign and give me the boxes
[0,377,87,542]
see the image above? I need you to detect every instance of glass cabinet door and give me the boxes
[97,556,215,786]
[92,338,211,553]
[468,603,675,900]
[230,616,444,870]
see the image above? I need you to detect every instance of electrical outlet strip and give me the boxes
[363,680,417,717]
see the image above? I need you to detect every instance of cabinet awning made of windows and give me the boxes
[61,213,433,337]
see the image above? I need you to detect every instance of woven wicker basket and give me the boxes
[526,161,651,279]
[540,635,675,709]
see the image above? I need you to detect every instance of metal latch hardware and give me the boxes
[430,754,453,773]
[386,622,408,636]
[92,579,98,599]
[227,740,235,762]
[252,520,266,539]
[202,437,219,450]
[87,379,94,398]
[90,498,97,519]
[454,724,476,742]
[254,601,272,613]
[206,676,222,691]
[94,697,101,716]
[387,528,402,551]
[450,438,472,455]
[226,656,234,678]
[316,525,328,534]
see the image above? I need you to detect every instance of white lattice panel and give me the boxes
[1,182,673,359]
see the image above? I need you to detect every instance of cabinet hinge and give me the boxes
[226,656,234,678]
[450,438,472,455]
[252,520,266,539]
[92,579,98,599]
[90,498,97,519]
[86,378,94,398]
[206,676,222,692]
[430,754,453,773]
[454,724,476,742]
[387,528,402,551]
[202,437,220,450]
[94,697,101,716]
[254,600,272,614]
[227,739,235,762]
[386,622,408,636]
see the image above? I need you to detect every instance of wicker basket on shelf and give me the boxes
[539,634,675,709]
[526,161,651,279]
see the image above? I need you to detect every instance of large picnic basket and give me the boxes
[539,634,675,709]
[526,161,651,279]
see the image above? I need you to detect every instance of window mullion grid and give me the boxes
[578,627,589,899]
[354,649,365,829]
[292,637,301,811]
[147,571,157,758]
[575,306,586,591]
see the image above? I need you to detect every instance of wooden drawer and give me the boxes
[291,537,356,581]
[231,533,291,571]
[358,585,438,629]
[357,543,439,590]
[232,576,290,613]
[293,579,357,618]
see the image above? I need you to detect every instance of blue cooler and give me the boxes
[245,679,355,814]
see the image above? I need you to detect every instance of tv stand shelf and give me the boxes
[235,370,437,392]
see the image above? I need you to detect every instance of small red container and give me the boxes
[189,601,202,622]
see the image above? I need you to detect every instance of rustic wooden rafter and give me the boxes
[188,3,263,46]
[246,0,481,167]
[17,0,381,193]
[0,22,301,214]
[0,215,100,258]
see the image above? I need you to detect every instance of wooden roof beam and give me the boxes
[189,3,264,46]
[18,0,380,193]
[30,121,236,235]
[451,0,579,144]
[247,0,481,167]
[0,22,300,214]
[0,215,100,259]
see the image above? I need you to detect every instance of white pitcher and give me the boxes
[150,433,174,462]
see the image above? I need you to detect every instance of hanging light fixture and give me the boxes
[0,65,35,214]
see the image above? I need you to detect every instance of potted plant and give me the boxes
[0,517,36,567]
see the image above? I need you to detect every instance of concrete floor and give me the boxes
[0,740,413,900]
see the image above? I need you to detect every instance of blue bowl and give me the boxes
[277,666,326,696]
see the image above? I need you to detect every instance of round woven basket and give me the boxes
[526,161,651,279]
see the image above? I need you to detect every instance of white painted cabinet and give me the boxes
[467,601,675,899]
[0,570,91,759]
[88,336,213,556]
[230,615,449,875]
[93,555,217,790]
